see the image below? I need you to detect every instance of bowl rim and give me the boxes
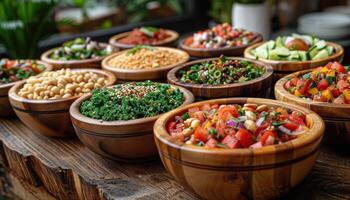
[69,83,195,127]
[154,98,324,159]
[0,60,53,94]
[244,41,344,65]
[275,69,350,114]
[101,46,190,74]
[167,57,274,90]
[40,42,117,65]
[8,68,116,106]
[179,33,263,53]
[109,29,179,48]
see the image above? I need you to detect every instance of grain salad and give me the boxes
[18,69,108,100]
[107,46,186,70]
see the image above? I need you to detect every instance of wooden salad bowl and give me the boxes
[109,29,179,49]
[275,69,350,145]
[69,85,194,162]
[8,69,116,138]
[167,57,273,100]
[0,60,53,118]
[40,43,118,70]
[179,33,263,58]
[102,47,190,81]
[154,98,325,200]
[244,42,344,83]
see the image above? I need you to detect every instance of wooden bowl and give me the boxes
[109,29,179,49]
[179,34,263,58]
[0,60,53,118]
[40,43,118,70]
[70,85,194,162]
[154,98,325,200]
[8,69,116,137]
[102,47,190,81]
[275,69,350,145]
[167,57,273,100]
[244,42,344,83]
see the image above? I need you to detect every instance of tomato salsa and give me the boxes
[285,62,350,104]
[118,27,171,45]
[167,103,308,149]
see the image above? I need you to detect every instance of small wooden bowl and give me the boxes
[275,69,350,145]
[244,42,344,83]
[102,47,190,81]
[41,43,118,70]
[109,29,179,49]
[179,34,263,58]
[0,60,53,118]
[8,69,116,137]
[70,85,194,162]
[154,98,325,200]
[167,57,273,99]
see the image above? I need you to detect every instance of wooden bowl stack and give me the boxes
[70,85,194,162]
[8,69,116,137]
[0,60,53,118]
[109,29,179,49]
[154,98,325,200]
[167,57,273,100]
[275,69,350,145]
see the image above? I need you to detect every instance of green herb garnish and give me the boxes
[127,45,154,55]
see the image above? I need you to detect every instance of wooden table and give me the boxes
[0,118,349,200]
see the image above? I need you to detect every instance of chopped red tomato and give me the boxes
[337,80,349,92]
[331,62,346,73]
[205,138,218,148]
[188,107,200,118]
[283,121,299,131]
[235,128,255,148]
[260,130,277,145]
[200,103,211,111]
[218,106,239,121]
[194,127,209,143]
[221,135,242,149]
[318,79,329,91]
[194,111,205,122]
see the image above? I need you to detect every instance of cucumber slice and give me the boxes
[255,45,269,59]
[316,40,326,50]
[266,41,276,49]
[312,49,329,60]
[276,36,285,47]
[268,49,281,60]
[326,46,334,55]
[301,35,313,45]
[299,51,308,61]
[275,47,290,57]
[288,51,300,61]
[308,45,319,58]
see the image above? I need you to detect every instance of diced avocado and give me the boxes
[266,41,276,49]
[312,49,329,60]
[316,40,326,50]
[288,51,300,61]
[276,36,285,47]
[326,46,334,55]
[275,47,290,57]
[255,45,269,59]
[299,51,308,61]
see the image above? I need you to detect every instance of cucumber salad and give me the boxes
[252,34,335,61]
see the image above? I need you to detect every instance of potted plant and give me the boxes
[232,0,270,39]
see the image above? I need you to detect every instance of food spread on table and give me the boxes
[118,26,171,45]
[183,23,259,49]
[49,37,113,61]
[17,69,108,100]
[168,103,308,148]
[107,46,186,69]
[179,56,265,85]
[252,34,335,61]
[285,62,350,104]
[0,59,46,84]
[80,81,184,121]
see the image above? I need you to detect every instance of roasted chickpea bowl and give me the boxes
[8,68,116,137]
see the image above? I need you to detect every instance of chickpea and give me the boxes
[245,111,257,121]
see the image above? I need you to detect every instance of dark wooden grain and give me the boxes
[0,118,349,200]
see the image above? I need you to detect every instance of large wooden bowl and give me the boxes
[109,29,179,49]
[244,42,344,82]
[102,47,189,81]
[8,69,116,137]
[154,98,325,200]
[70,85,194,162]
[0,60,53,118]
[167,57,273,99]
[275,69,350,145]
[179,34,263,58]
[41,43,118,69]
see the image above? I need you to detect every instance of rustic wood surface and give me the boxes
[0,118,349,200]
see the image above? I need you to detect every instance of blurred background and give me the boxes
[1,0,350,60]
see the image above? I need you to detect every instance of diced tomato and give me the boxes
[289,111,305,125]
[216,119,226,138]
[205,138,218,148]
[200,103,211,111]
[4,60,16,68]
[167,121,177,132]
[283,121,299,131]
[329,86,342,97]
[325,62,333,69]
[331,62,346,73]
[260,130,277,146]
[194,127,209,143]
[317,79,329,91]
[188,107,200,118]
[218,106,239,121]
[290,77,299,86]
[221,135,242,149]
[337,79,349,92]
[235,128,255,148]
[310,73,318,81]
[194,111,206,122]
[210,104,219,109]
[297,79,311,95]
